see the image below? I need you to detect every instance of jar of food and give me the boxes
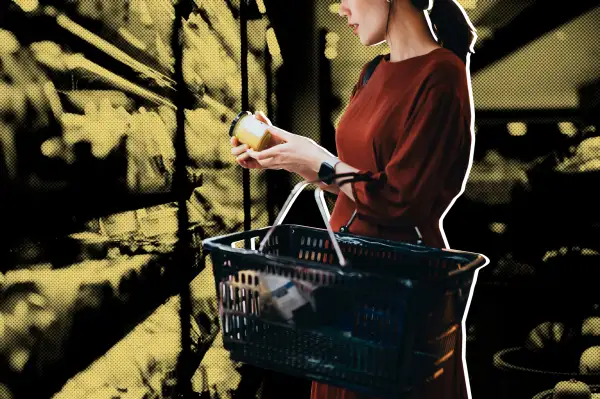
[229,111,273,151]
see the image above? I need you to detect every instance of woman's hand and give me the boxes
[230,111,282,169]
[230,137,262,170]
[230,111,345,195]
[241,112,338,175]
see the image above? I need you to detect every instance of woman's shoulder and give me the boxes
[427,51,466,77]
[420,49,470,96]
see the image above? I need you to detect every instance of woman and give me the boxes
[231,0,477,397]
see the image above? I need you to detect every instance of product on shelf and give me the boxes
[580,347,600,375]
[182,102,270,235]
[0,31,201,220]
[2,0,277,396]
[29,40,68,72]
[183,13,241,110]
[464,149,530,205]
[0,240,208,396]
[52,297,183,399]
[185,107,236,167]
[491,253,535,278]
[192,333,242,398]
[29,32,173,105]
[0,383,13,399]
[193,0,266,110]
[52,269,227,399]
[556,136,600,173]
[194,0,241,64]
[525,322,575,354]
[50,232,113,267]
[583,318,600,337]
[0,283,57,373]
[60,89,136,113]
[553,379,592,398]
[127,107,177,193]
[0,35,62,183]
[98,204,189,256]
[44,0,175,79]
[99,211,140,241]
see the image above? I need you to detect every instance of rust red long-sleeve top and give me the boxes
[329,47,473,249]
[312,48,474,399]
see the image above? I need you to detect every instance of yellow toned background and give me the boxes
[1,0,599,399]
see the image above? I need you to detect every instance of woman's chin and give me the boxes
[358,36,372,46]
[360,36,385,47]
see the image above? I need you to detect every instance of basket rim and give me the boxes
[202,224,489,278]
[203,224,487,256]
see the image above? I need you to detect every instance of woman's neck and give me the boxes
[385,5,441,63]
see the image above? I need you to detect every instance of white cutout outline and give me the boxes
[341,0,491,394]
[424,1,491,398]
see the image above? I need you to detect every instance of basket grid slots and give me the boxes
[205,224,484,397]
[294,231,459,281]
[217,266,461,390]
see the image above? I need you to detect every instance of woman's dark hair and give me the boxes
[387,0,477,65]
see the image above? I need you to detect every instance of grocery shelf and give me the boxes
[0,0,278,396]
[39,0,176,80]
[1,3,174,100]
[2,166,202,237]
[0,229,213,399]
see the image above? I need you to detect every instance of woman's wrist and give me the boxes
[294,166,340,194]
[296,166,316,181]
[311,155,340,174]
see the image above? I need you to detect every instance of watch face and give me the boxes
[319,162,335,184]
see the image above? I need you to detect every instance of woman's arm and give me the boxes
[298,84,468,226]
[245,83,468,227]
[346,86,466,226]
[295,166,341,195]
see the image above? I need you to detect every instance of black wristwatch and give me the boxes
[318,159,341,185]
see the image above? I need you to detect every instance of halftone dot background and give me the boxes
[1,0,600,398]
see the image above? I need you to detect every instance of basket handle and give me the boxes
[258,180,348,266]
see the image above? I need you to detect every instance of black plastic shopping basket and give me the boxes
[202,181,489,398]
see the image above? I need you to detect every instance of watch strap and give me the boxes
[319,159,341,184]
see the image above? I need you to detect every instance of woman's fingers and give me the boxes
[254,110,272,126]
[254,157,281,170]
[267,127,293,144]
[236,152,262,169]
[236,151,250,162]
[231,143,249,157]
[240,159,261,169]
[244,149,280,168]
[246,144,286,161]
[230,112,289,170]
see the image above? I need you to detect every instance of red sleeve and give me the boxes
[350,84,467,226]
